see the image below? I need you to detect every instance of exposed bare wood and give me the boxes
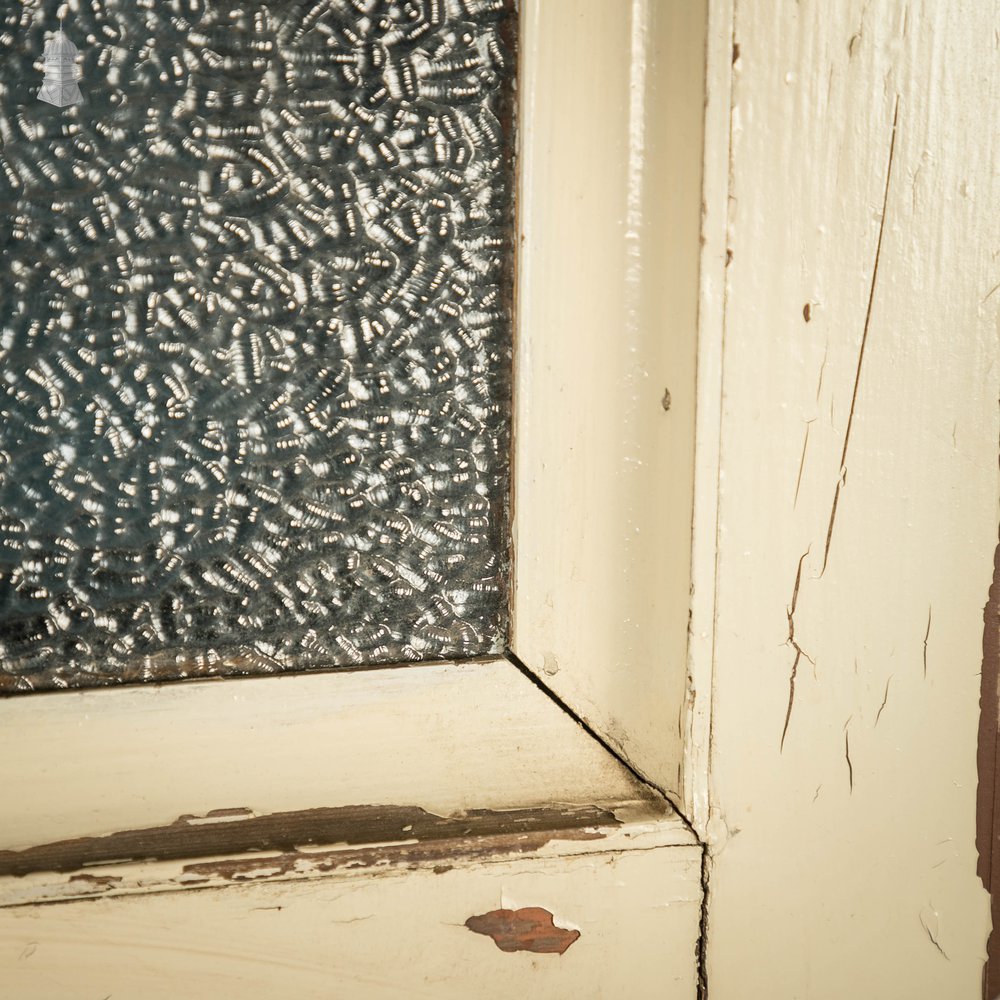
[465,907,581,955]
[978,534,1000,995]
[0,803,624,880]
[0,797,692,911]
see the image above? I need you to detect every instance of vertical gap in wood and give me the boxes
[978,490,1000,998]
[696,844,710,1000]
[696,0,739,993]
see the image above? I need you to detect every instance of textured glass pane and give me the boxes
[0,1,514,691]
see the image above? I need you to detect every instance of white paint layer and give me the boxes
[512,0,707,802]
[0,848,701,999]
[0,659,665,851]
[703,1,998,994]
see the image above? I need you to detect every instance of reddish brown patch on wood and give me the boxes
[182,824,606,884]
[977,526,1000,998]
[67,873,121,888]
[465,907,580,955]
[0,803,619,879]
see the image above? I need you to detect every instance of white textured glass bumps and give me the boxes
[0,1,515,691]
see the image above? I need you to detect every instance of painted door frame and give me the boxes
[1,1,997,997]
[697,1,997,996]
[0,3,708,996]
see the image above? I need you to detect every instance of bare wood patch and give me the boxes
[0,803,620,880]
[180,825,608,886]
[465,906,580,954]
[923,606,932,679]
[977,528,1000,995]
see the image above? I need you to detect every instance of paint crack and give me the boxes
[844,722,854,793]
[781,548,814,751]
[919,911,950,961]
[923,606,932,678]
[874,676,892,727]
[821,95,900,575]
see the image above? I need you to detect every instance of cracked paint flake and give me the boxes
[465,906,580,955]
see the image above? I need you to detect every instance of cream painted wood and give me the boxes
[0,798,696,908]
[0,845,702,1000]
[684,0,734,839]
[0,0,706,853]
[701,1,998,995]
[0,658,662,852]
[512,0,707,802]
[0,653,702,994]
[0,8,710,993]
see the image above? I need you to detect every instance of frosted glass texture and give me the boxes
[0,1,514,691]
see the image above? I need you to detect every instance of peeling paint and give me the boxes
[179,823,607,886]
[0,803,619,880]
[67,874,122,888]
[465,906,580,954]
[977,529,1000,993]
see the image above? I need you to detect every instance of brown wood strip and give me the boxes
[0,803,622,879]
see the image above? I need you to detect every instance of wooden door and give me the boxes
[1,2,996,998]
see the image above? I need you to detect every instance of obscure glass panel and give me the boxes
[0,0,515,691]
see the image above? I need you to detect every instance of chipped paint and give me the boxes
[0,837,704,996]
[67,874,122,889]
[0,803,619,880]
[0,796,696,911]
[179,825,607,886]
[978,531,1000,993]
[465,906,580,954]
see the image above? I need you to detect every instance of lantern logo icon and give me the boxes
[38,30,82,107]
